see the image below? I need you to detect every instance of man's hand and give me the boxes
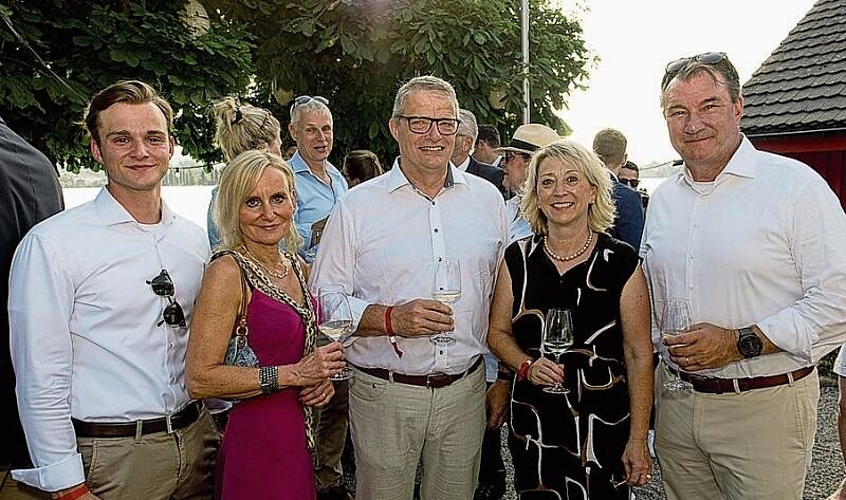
[664,322,742,372]
[486,380,511,429]
[390,299,453,337]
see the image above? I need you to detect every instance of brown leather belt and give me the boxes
[72,401,203,438]
[354,356,483,389]
[676,366,814,394]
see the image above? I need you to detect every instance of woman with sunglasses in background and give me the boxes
[187,151,346,500]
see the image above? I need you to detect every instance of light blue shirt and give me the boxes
[507,196,532,243]
[290,151,349,262]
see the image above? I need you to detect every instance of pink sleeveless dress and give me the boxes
[215,290,317,500]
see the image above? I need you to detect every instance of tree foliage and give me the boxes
[203,0,592,164]
[0,0,254,171]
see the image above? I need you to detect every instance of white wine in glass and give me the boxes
[662,298,693,391]
[542,308,574,395]
[317,289,353,381]
[431,258,461,346]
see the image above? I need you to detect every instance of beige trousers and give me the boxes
[655,363,818,500]
[349,363,486,500]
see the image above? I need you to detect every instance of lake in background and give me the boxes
[63,177,670,233]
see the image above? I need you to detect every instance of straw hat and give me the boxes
[496,124,560,154]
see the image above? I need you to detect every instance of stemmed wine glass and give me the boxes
[317,289,353,381]
[430,258,462,346]
[541,308,574,394]
[662,298,693,391]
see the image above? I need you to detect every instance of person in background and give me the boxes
[592,128,644,250]
[619,160,649,211]
[311,75,507,500]
[452,109,508,199]
[187,150,345,500]
[474,124,504,169]
[288,94,351,500]
[9,80,219,500]
[488,140,653,499]
[207,97,283,250]
[0,115,64,485]
[497,124,560,243]
[342,149,384,187]
[643,51,846,500]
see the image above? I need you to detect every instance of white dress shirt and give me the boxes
[9,188,210,491]
[641,137,846,378]
[310,160,507,375]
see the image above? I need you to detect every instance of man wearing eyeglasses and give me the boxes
[287,94,351,500]
[311,75,507,500]
[8,81,217,500]
[641,52,846,500]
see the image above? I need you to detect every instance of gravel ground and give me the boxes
[496,385,844,500]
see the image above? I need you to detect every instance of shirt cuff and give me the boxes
[757,312,815,363]
[11,453,85,493]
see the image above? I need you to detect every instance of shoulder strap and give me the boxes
[213,250,250,338]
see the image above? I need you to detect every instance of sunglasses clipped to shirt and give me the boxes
[147,269,186,328]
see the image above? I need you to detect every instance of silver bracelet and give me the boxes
[259,366,279,394]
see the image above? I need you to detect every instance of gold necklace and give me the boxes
[543,231,594,262]
[243,247,289,280]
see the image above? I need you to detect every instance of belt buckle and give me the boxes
[166,414,174,434]
[426,372,447,389]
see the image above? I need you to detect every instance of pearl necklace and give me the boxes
[243,247,290,280]
[543,231,594,262]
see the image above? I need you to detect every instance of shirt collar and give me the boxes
[94,187,174,227]
[386,157,466,194]
[289,150,337,175]
[456,156,470,171]
[677,135,756,187]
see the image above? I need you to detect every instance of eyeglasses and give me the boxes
[397,115,461,136]
[619,178,640,188]
[504,151,530,162]
[664,52,727,75]
[290,95,329,113]
[147,269,186,328]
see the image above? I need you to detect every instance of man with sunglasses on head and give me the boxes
[288,94,351,500]
[8,80,218,500]
[311,75,507,500]
[641,52,846,500]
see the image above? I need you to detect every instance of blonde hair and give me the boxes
[214,150,303,252]
[210,96,281,161]
[520,140,616,236]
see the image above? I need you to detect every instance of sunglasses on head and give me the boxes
[147,269,186,328]
[664,52,727,75]
[620,178,639,188]
[290,95,329,113]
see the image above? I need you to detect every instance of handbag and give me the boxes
[224,262,260,367]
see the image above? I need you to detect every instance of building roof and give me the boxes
[741,0,846,136]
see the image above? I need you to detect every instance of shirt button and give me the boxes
[439,350,444,355]
[434,228,439,233]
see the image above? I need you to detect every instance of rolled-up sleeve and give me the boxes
[757,179,846,363]
[9,233,84,492]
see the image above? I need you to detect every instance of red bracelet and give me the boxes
[385,306,403,358]
[54,484,89,500]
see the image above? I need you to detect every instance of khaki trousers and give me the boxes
[655,363,818,500]
[78,408,220,500]
[349,363,486,500]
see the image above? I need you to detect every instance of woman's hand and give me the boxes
[299,378,335,407]
[526,357,565,386]
[622,437,652,487]
[293,342,346,386]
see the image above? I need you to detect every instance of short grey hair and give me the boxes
[291,98,332,131]
[457,109,478,141]
[391,75,459,118]
[660,54,741,110]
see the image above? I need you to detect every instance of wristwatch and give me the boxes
[737,326,763,358]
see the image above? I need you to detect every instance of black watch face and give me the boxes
[739,334,763,357]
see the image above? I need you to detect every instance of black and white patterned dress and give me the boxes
[505,233,637,500]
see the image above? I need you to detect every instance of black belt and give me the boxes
[72,401,203,438]
[670,365,814,394]
[354,356,483,389]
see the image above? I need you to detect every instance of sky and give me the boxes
[555,0,817,168]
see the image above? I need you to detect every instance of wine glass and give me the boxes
[317,289,353,381]
[661,298,693,391]
[541,308,574,394]
[430,258,462,346]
